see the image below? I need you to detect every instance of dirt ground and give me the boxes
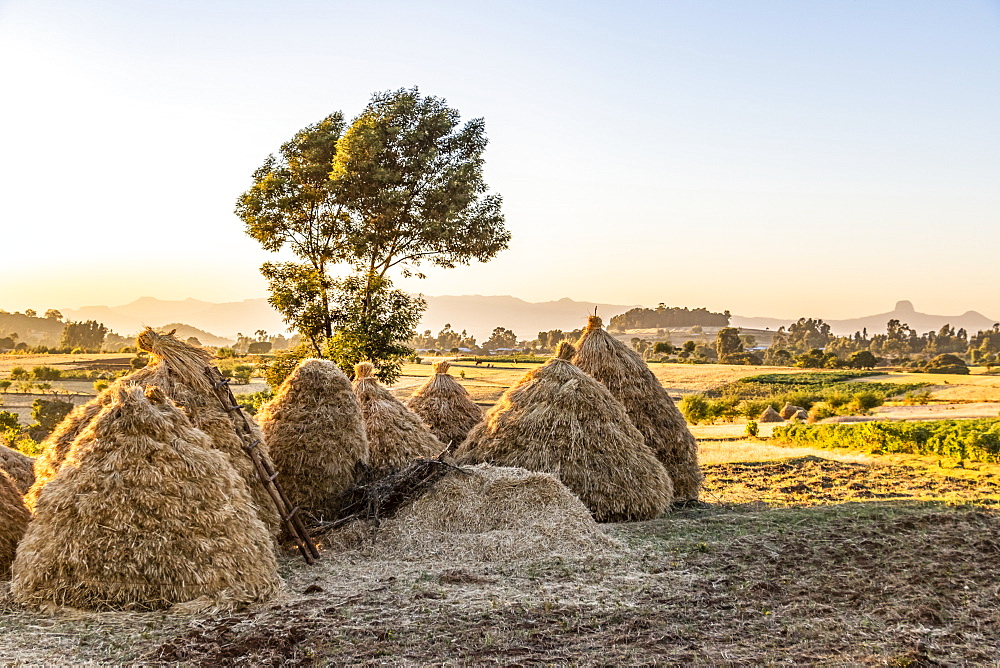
[2,449,998,665]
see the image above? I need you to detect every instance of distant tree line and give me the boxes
[609,303,730,331]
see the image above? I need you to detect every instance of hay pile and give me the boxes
[759,406,784,423]
[332,464,619,561]
[258,358,369,521]
[11,385,280,611]
[352,362,443,472]
[0,470,30,579]
[572,315,703,501]
[0,443,35,495]
[26,329,279,534]
[455,342,673,522]
[405,360,484,448]
[780,404,805,420]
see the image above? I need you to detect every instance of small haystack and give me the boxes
[336,464,620,561]
[793,409,809,421]
[780,404,805,420]
[573,315,703,501]
[455,342,673,522]
[352,362,444,473]
[405,360,484,448]
[0,470,30,579]
[26,329,279,534]
[759,406,784,423]
[11,385,280,611]
[0,443,35,495]
[258,358,369,521]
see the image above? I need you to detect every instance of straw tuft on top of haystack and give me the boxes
[352,362,444,473]
[26,328,279,534]
[0,469,30,580]
[405,360,484,448]
[336,463,620,562]
[455,341,673,522]
[573,315,703,501]
[11,384,280,611]
[258,358,369,521]
[0,443,35,495]
[780,403,805,420]
[759,406,784,423]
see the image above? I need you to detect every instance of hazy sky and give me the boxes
[2,0,998,319]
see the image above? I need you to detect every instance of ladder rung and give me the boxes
[213,378,231,389]
[267,471,279,482]
[283,507,299,521]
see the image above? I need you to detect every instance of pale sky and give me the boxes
[2,0,998,319]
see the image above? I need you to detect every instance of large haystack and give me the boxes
[335,464,619,561]
[352,362,443,473]
[0,469,30,579]
[759,406,784,423]
[573,315,703,501]
[26,329,279,534]
[455,342,673,522]
[405,360,484,448]
[258,358,369,521]
[0,443,35,495]
[11,385,280,611]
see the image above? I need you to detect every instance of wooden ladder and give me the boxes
[205,367,321,564]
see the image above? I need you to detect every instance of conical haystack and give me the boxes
[25,329,279,534]
[11,385,281,611]
[352,362,443,472]
[346,464,620,561]
[0,469,30,579]
[405,360,484,448]
[573,315,703,501]
[759,406,784,423]
[780,403,804,420]
[0,443,35,495]
[258,358,369,521]
[455,342,673,522]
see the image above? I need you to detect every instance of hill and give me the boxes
[731,301,998,337]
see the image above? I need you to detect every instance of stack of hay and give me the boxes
[455,342,673,522]
[573,315,703,501]
[11,384,280,611]
[405,360,483,448]
[759,406,784,423]
[26,328,279,534]
[0,469,30,579]
[0,443,35,495]
[257,358,369,522]
[352,362,443,472]
[347,463,620,561]
[780,404,805,420]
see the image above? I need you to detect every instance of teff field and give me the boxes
[1,353,998,664]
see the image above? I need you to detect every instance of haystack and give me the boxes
[759,406,784,422]
[0,469,30,579]
[780,403,805,420]
[25,329,279,534]
[11,385,280,611]
[335,464,619,561]
[455,342,673,522]
[793,409,809,421]
[352,362,444,472]
[572,316,703,501]
[405,360,484,448]
[0,443,35,495]
[257,358,369,521]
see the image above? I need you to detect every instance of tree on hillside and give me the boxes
[44,309,62,321]
[60,320,107,351]
[238,88,508,382]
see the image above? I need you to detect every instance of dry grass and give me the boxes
[404,360,484,447]
[12,385,280,611]
[0,470,29,579]
[0,444,34,495]
[457,342,673,522]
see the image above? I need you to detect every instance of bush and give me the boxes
[745,420,759,438]
[234,389,274,415]
[31,366,61,381]
[807,401,836,423]
[31,398,73,435]
[847,391,883,412]
[921,354,969,375]
[679,393,712,424]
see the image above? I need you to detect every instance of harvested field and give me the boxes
[1,450,998,664]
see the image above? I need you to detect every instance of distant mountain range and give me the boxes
[59,297,999,344]
[62,295,638,342]
[730,301,998,337]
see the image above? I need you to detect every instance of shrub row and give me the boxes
[772,419,1000,463]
